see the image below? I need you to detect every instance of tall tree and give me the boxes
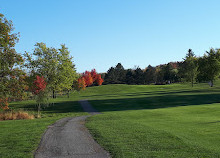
[0,13,26,107]
[182,49,198,87]
[125,69,135,85]
[134,67,144,84]
[104,67,116,84]
[25,43,77,98]
[104,63,126,84]
[197,48,220,87]
[57,45,77,97]
[144,65,156,84]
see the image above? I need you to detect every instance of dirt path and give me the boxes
[34,100,110,158]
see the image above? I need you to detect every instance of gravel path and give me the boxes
[34,100,110,158]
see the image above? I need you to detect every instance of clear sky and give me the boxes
[1,0,220,73]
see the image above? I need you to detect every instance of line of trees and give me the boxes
[104,49,220,87]
[0,13,85,110]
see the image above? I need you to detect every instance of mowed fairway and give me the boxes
[1,83,220,157]
[82,83,220,157]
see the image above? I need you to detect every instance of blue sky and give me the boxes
[1,0,220,73]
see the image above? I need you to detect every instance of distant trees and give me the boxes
[104,63,126,84]
[104,62,181,85]
[197,48,220,87]
[76,69,104,91]
[144,65,156,84]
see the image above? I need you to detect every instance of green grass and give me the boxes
[0,95,87,158]
[83,82,220,157]
[1,82,220,157]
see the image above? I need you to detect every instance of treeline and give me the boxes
[0,13,103,110]
[104,49,220,87]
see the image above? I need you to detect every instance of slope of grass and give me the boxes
[0,96,87,158]
[84,82,220,157]
[1,82,220,158]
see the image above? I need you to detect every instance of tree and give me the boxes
[79,69,104,88]
[104,63,126,84]
[144,65,156,84]
[182,49,198,87]
[115,63,126,83]
[82,71,93,86]
[32,76,47,118]
[197,48,220,87]
[104,67,116,84]
[91,69,98,82]
[0,13,26,108]
[134,67,145,84]
[25,43,77,98]
[125,69,135,85]
[96,74,104,86]
[57,45,77,97]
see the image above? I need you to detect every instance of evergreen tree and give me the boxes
[144,65,156,84]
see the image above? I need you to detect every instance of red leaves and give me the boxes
[83,71,93,86]
[77,69,104,90]
[78,77,86,90]
[91,69,97,82]
[32,76,47,95]
[96,74,104,86]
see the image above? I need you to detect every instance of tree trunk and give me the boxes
[67,90,70,98]
[53,90,56,98]
[37,103,41,118]
[210,80,213,87]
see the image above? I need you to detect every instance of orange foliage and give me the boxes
[0,97,9,110]
[78,69,104,90]
[91,69,98,82]
[96,74,104,86]
[83,71,93,86]
[78,77,86,90]
[0,111,35,121]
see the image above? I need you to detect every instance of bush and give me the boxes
[0,111,35,121]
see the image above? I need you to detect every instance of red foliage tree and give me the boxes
[78,77,86,90]
[77,69,104,90]
[96,74,104,86]
[91,69,97,82]
[82,71,93,86]
[32,76,47,95]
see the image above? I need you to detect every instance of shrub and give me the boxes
[0,111,35,121]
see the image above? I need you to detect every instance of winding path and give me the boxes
[34,100,110,158]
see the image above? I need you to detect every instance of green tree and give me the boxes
[134,67,144,84]
[0,13,25,104]
[25,43,77,98]
[104,63,126,84]
[197,48,220,87]
[57,45,77,97]
[144,65,156,84]
[183,49,198,87]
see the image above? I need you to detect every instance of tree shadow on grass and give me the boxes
[88,93,220,112]
[43,101,83,114]
[11,88,220,114]
[10,100,83,114]
[80,88,219,99]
